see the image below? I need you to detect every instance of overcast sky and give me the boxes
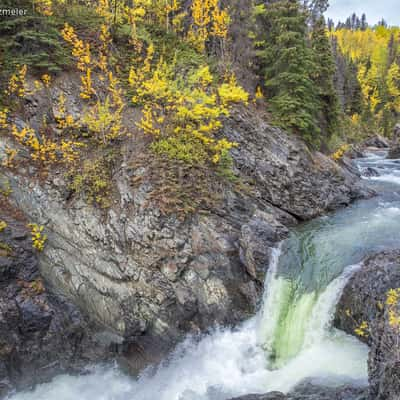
[325,0,400,26]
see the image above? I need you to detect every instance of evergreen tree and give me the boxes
[311,16,341,140]
[331,36,363,116]
[307,0,329,22]
[378,18,388,27]
[343,59,363,115]
[255,0,321,145]
[327,18,334,32]
[361,13,368,30]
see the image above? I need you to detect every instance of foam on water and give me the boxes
[370,173,400,185]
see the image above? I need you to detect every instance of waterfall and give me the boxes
[258,252,362,368]
[8,248,369,400]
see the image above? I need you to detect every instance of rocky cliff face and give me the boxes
[0,77,371,391]
[0,201,109,396]
[335,251,400,400]
[224,108,369,220]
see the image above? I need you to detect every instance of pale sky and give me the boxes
[325,0,400,26]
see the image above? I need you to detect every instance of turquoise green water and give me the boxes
[259,151,400,367]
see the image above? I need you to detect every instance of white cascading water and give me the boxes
[12,151,400,400]
[8,248,368,400]
[258,249,366,370]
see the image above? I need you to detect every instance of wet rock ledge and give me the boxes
[229,383,367,400]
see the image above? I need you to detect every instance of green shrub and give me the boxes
[68,158,112,209]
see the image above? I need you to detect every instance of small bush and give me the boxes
[28,223,47,251]
[68,158,113,208]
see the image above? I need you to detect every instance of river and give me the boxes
[8,150,400,400]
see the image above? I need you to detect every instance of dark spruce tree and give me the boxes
[255,0,321,146]
[331,36,363,116]
[311,16,341,142]
[361,13,368,30]
[327,18,335,32]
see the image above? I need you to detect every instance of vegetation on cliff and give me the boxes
[0,0,399,210]
[0,0,250,211]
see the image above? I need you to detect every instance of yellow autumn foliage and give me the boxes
[34,0,53,16]
[9,123,82,166]
[331,144,349,161]
[129,45,247,164]
[41,74,51,88]
[332,26,400,128]
[0,220,7,233]
[2,147,18,168]
[61,23,94,100]
[28,224,47,252]
[0,109,8,129]
[188,0,230,52]
[83,96,125,144]
[255,86,264,100]
[55,94,77,129]
[6,65,27,98]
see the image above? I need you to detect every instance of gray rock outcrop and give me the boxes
[229,383,367,400]
[335,250,400,400]
[225,109,370,220]
[0,206,109,396]
[388,124,400,159]
[363,135,390,149]
[1,104,369,360]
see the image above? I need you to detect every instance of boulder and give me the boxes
[338,156,362,177]
[387,146,400,159]
[363,135,390,149]
[286,383,367,400]
[387,124,400,159]
[335,250,400,400]
[345,144,365,159]
[229,383,367,400]
[362,167,380,177]
[393,123,400,142]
